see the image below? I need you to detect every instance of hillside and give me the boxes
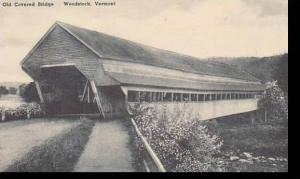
[209,53,288,83]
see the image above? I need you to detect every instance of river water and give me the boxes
[0,94,27,109]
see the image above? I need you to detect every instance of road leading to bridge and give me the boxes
[73,119,137,172]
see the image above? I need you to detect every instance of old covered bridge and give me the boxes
[21,21,265,120]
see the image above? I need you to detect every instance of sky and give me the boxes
[0,0,288,82]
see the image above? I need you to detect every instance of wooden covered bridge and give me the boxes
[21,21,265,120]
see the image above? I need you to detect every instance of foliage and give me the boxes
[258,82,288,123]
[129,103,224,172]
[1,103,45,121]
[19,82,40,102]
[8,87,18,95]
[0,106,5,115]
[0,86,9,96]
[272,54,288,95]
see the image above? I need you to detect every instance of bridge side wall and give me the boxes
[128,99,259,121]
[97,86,127,118]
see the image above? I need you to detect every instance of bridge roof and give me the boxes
[57,22,261,83]
[107,72,265,91]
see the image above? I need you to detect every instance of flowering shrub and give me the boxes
[1,103,45,121]
[129,102,225,172]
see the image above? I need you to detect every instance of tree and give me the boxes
[258,82,288,124]
[0,86,9,96]
[19,82,39,102]
[8,87,17,95]
[18,83,27,95]
[272,54,288,95]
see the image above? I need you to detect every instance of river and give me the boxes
[0,94,28,109]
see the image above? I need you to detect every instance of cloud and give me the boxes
[242,0,288,17]
[113,0,288,19]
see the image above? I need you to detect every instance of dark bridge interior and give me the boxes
[39,66,98,114]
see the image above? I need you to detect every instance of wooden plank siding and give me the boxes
[22,25,104,83]
[97,86,127,118]
[34,81,44,103]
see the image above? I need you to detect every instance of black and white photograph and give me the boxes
[0,0,288,172]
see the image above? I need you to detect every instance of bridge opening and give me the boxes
[39,65,99,115]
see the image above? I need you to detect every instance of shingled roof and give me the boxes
[57,22,260,82]
[107,72,265,91]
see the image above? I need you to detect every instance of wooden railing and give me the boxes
[131,118,166,172]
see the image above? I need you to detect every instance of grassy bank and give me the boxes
[5,118,95,172]
[204,112,288,172]
[122,117,146,172]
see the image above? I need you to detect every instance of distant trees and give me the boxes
[272,54,288,95]
[8,87,17,95]
[0,86,9,96]
[19,82,39,102]
[0,86,19,96]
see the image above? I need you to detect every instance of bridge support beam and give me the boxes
[90,80,105,119]
[80,80,88,102]
[34,81,44,103]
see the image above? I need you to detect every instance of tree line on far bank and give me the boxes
[0,86,18,96]
[18,83,39,102]
[0,83,39,103]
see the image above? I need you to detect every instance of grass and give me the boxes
[4,118,95,172]
[220,124,287,157]
[203,112,288,172]
[122,117,146,172]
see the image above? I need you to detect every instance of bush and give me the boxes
[258,82,288,124]
[129,103,225,172]
[8,87,17,95]
[0,86,9,96]
[19,82,40,102]
[1,103,45,121]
